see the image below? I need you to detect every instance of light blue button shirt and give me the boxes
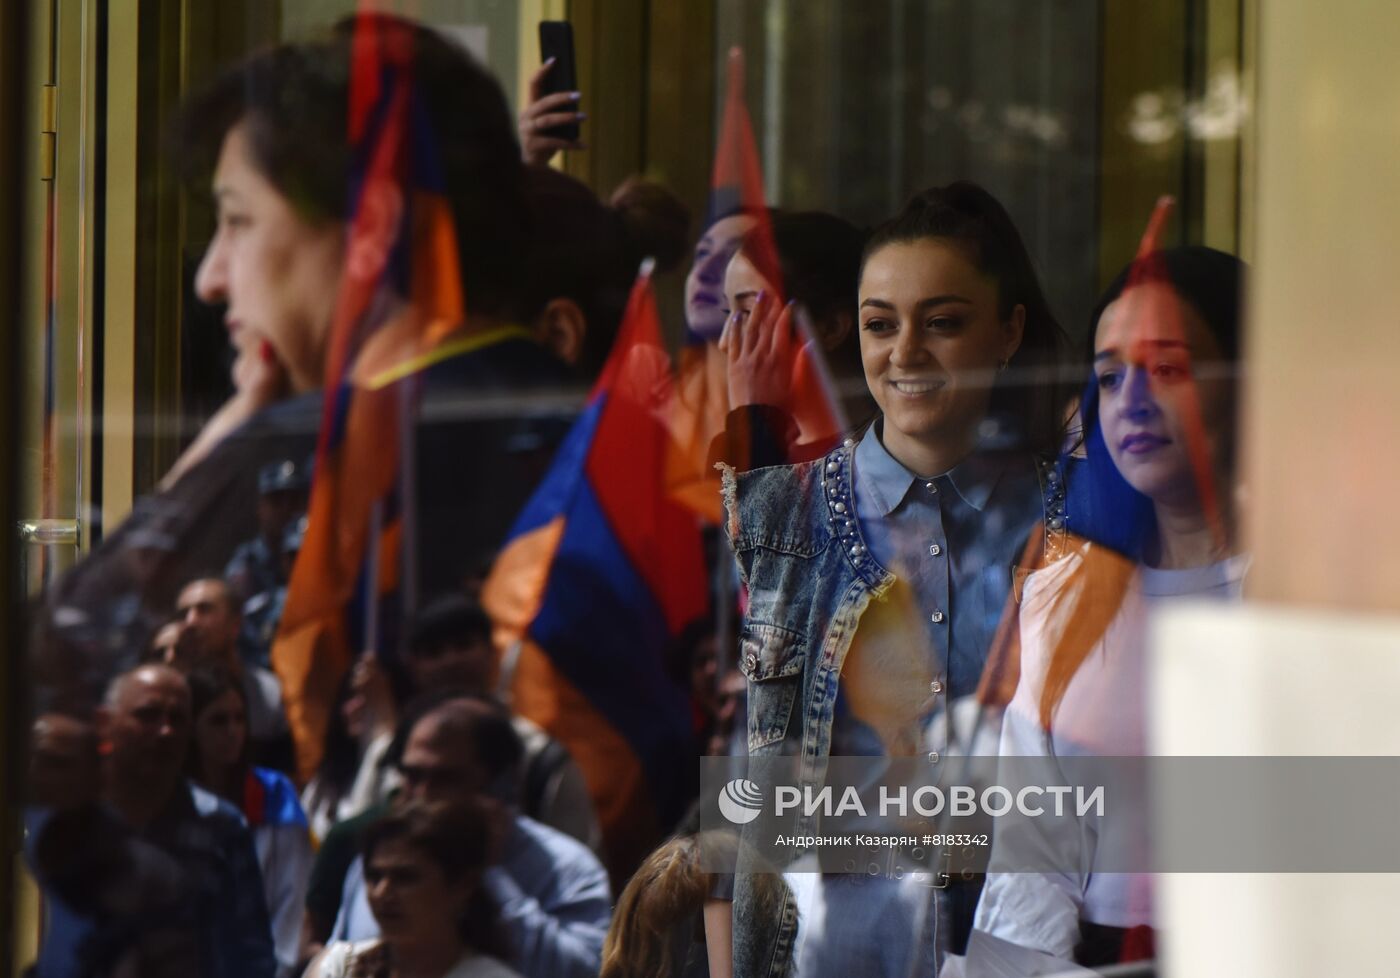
[832,421,1043,760]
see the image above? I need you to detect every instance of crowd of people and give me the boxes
[22,12,1247,978]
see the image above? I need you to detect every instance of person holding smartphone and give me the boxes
[519,23,588,165]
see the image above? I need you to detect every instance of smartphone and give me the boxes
[537,21,580,141]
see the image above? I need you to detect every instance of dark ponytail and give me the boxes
[863,181,1072,456]
[519,168,691,378]
[610,176,692,274]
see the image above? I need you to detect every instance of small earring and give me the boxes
[997,358,1009,373]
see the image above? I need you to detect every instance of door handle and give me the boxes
[17,519,79,546]
[17,518,80,593]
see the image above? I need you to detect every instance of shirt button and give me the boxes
[930,611,945,623]
[928,544,942,556]
[744,653,757,672]
[924,481,938,494]
[927,751,940,763]
[929,680,943,694]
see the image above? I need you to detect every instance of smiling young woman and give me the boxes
[718,182,1074,973]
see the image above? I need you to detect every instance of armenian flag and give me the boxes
[484,264,709,878]
[274,11,472,783]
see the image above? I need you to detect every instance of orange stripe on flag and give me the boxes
[510,638,661,882]
[482,517,566,638]
[274,617,351,785]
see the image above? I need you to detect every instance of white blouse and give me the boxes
[973,544,1248,961]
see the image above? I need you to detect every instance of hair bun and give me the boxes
[609,177,691,274]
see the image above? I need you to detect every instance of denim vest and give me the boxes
[720,437,1066,978]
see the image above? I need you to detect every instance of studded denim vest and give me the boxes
[719,437,1066,978]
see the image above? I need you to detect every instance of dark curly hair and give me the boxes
[361,799,512,964]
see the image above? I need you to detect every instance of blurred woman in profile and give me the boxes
[300,668,402,842]
[306,800,521,978]
[37,14,580,727]
[970,247,1247,969]
[186,666,313,978]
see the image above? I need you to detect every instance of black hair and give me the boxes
[1088,245,1244,363]
[738,211,866,378]
[744,211,864,328]
[386,692,524,801]
[664,613,718,689]
[408,594,492,658]
[862,181,1072,456]
[179,575,240,616]
[314,670,363,797]
[172,14,529,319]
[1074,246,1247,558]
[517,167,691,378]
[362,799,512,961]
[185,665,250,781]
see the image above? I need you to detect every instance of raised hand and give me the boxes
[721,289,798,410]
[518,59,587,165]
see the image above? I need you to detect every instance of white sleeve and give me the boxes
[260,824,315,978]
[972,703,1092,962]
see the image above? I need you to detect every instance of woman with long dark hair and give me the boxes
[186,666,313,978]
[719,181,1073,976]
[969,247,1247,969]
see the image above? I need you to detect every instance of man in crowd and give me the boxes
[306,696,610,978]
[27,664,275,977]
[405,594,600,851]
[169,576,292,770]
[317,594,600,849]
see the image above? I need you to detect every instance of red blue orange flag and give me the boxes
[274,11,470,782]
[484,263,709,878]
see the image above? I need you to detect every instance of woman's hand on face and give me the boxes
[518,60,586,166]
[721,290,797,410]
[156,330,290,491]
[230,332,291,413]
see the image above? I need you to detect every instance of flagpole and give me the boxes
[398,371,420,639]
[365,498,383,661]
